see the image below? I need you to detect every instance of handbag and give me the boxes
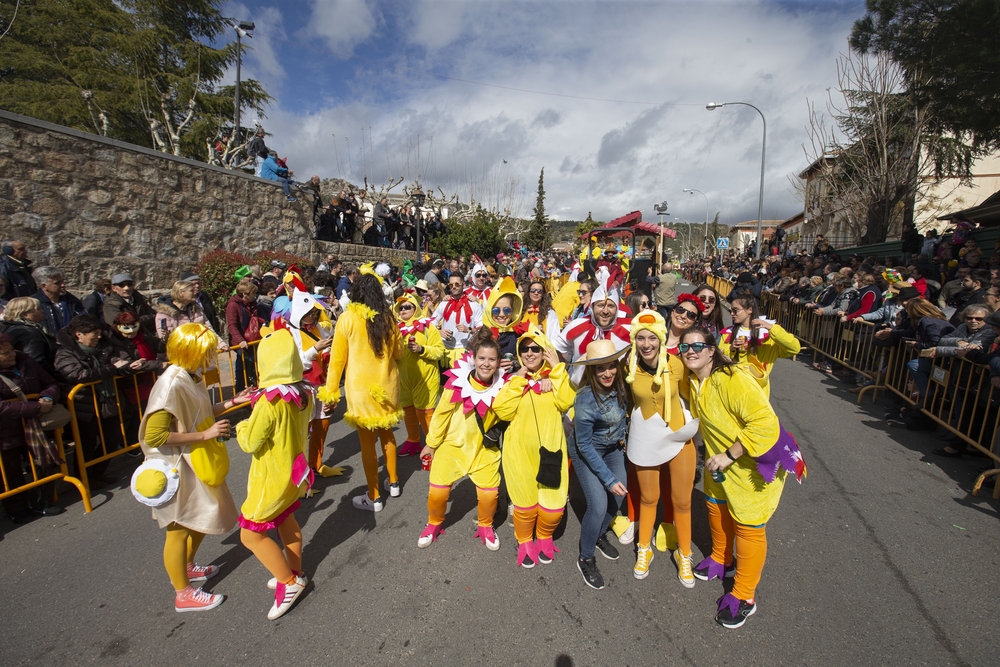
[243,314,266,342]
[0,374,64,466]
[39,403,72,431]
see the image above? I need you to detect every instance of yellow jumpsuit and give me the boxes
[717,324,800,397]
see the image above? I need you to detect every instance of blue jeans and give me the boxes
[569,440,626,559]
[906,357,931,400]
[277,176,292,197]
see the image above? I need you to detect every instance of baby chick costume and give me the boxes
[481,276,525,360]
[394,292,445,457]
[717,317,800,398]
[236,329,313,619]
[320,273,403,508]
[418,351,508,549]
[493,326,575,567]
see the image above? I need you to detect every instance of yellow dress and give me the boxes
[320,302,403,430]
[717,324,800,397]
[426,379,503,489]
[396,295,445,410]
[494,362,575,509]
[551,279,580,325]
[688,367,783,525]
[236,329,312,526]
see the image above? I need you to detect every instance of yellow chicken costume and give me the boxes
[320,273,403,511]
[493,326,575,568]
[236,328,313,619]
[717,318,800,398]
[551,263,581,325]
[417,347,508,550]
[481,276,524,361]
[393,292,445,456]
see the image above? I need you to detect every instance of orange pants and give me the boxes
[358,427,397,501]
[403,406,434,443]
[512,505,562,544]
[308,418,331,472]
[706,499,767,601]
[427,483,498,527]
[629,441,696,553]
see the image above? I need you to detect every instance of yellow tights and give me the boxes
[163,524,206,591]
[358,427,397,501]
[634,441,696,554]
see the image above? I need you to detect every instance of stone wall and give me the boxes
[0,110,418,291]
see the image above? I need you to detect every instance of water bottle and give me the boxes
[711,470,726,483]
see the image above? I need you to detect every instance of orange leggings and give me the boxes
[308,418,331,471]
[512,505,563,544]
[630,441,696,553]
[240,514,303,585]
[403,406,434,443]
[706,499,767,601]
[358,427,397,501]
[427,483,499,527]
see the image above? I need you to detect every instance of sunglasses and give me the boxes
[700,296,716,304]
[492,307,513,316]
[529,288,544,294]
[577,290,590,296]
[519,345,543,354]
[639,301,649,307]
[399,304,415,310]
[678,342,712,353]
[674,308,699,321]
[966,316,984,321]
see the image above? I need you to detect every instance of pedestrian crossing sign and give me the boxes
[716,238,729,249]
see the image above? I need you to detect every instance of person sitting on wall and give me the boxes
[258,149,297,203]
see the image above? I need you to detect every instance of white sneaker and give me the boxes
[474,525,500,551]
[352,493,384,512]
[267,576,307,620]
[383,478,401,498]
[268,573,308,590]
[618,521,635,545]
[506,503,514,527]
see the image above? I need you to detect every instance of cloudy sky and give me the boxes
[220,0,864,225]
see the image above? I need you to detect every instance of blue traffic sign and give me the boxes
[716,238,730,249]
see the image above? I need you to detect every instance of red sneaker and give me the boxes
[186,563,219,582]
[174,586,224,613]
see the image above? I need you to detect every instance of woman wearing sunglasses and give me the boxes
[523,280,561,340]
[679,326,805,629]
[719,294,800,397]
[481,277,524,371]
[393,293,445,457]
[493,326,575,569]
[623,310,701,584]
[693,284,725,338]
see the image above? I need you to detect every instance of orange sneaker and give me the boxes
[174,586,224,613]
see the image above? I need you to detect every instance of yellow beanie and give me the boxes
[625,310,668,388]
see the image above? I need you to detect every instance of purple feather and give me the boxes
[755,426,807,484]
[695,556,727,582]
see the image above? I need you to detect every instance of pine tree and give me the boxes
[524,168,551,250]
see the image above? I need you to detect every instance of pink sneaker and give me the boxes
[186,563,219,582]
[398,440,422,457]
[535,537,560,565]
[174,586,224,613]
[516,541,538,569]
[268,576,307,620]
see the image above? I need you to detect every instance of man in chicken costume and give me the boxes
[432,272,484,369]
[464,258,493,303]
[554,267,631,386]
[393,292,445,457]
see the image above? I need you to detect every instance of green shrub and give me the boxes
[196,249,251,315]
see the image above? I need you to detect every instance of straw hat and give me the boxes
[570,339,630,366]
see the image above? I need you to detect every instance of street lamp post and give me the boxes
[232,21,255,140]
[653,201,669,267]
[683,188,710,258]
[706,102,766,259]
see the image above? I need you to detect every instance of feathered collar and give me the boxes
[347,302,378,321]
[522,368,552,395]
[443,352,509,417]
[563,316,631,355]
[398,317,435,336]
[251,384,305,409]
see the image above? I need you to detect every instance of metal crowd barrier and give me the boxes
[66,340,260,501]
[1,395,93,513]
[707,275,734,299]
[755,283,1000,498]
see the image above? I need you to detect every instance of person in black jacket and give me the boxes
[0,240,37,301]
[900,223,923,264]
[54,315,144,486]
[103,273,157,340]
[0,297,58,374]
[82,279,111,323]
[32,266,85,336]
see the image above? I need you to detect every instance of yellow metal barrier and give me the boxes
[707,275,734,299]
[2,395,92,513]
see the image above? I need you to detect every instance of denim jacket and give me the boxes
[571,385,627,490]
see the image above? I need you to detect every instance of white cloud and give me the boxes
[306,0,380,54]
[255,0,864,224]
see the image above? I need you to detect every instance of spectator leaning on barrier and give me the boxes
[0,334,63,522]
[225,278,261,392]
[949,269,990,326]
[0,297,58,374]
[32,266,85,337]
[153,281,225,349]
[927,305,996,360]
[0,240,37,302]
[104,273,156,339]
[54,314,143,487]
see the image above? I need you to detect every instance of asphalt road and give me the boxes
[1,281,998,666]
